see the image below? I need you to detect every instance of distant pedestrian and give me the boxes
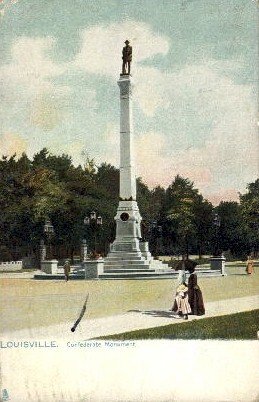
[171,282,191,320]
[64,259,71,282]
[187,266,205,316]
[246,256,254,275]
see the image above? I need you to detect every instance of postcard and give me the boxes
[0,1,258,401]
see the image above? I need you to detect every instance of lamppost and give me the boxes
[213,213,221,256]
[84,211,103,256]
[44,219,55,260]
[148,220,162,256]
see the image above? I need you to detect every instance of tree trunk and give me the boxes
[186,237,189,259]
[198,243,202,259]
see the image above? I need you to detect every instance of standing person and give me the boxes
[246,256,254,275]
[176,258,187,285]
[171,282,191,320]
[175,255,191,285]
[64,259,71,282]
[170,256,189,319]
[187,267,205,316]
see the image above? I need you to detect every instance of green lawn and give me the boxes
[99,309,259,340]
[0,265,258,333]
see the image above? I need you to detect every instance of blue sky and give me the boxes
[0,0,258,204]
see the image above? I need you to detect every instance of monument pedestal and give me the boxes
[81,259,104,279]
[41,259,58,274]
[210,256,226,276]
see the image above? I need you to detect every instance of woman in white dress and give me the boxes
[171,282,191,320]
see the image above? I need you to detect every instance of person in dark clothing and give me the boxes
[187,267,205,316]
[64,259,71,282]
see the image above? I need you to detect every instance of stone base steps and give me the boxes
[104,264,151,270]
[99,271,175,279]
[103,264,169,271]
[34,267,223,280]
[34,273,87,280]
[104,268,157,273]
[99,268,223,279]
[105,252,143,258]
[105,260,149,266]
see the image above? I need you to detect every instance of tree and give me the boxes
[0,148,257,263]
[164,175,214,258]
[240,179,259,256]
[193,197,214,259]
[215,201,250,258]
[165,176,199,257]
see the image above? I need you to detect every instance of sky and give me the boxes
[0,0,258,205]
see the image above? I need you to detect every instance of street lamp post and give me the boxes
[39,239,46,262]
[84,211,103,256]
[44,219,55,260]
[210,212,226,275]
[213,213,221,256]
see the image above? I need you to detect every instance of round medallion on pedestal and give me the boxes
[120,212,129,221]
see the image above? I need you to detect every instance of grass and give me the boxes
[0,265,258,333]
[99,309,259,340]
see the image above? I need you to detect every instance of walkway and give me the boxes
[3,294,259,340]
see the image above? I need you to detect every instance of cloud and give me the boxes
[0,36,72,136]
[135,130,213,191]
[73,18,258,202]
[0,36,68,97]
[0,132,27,157]
[0,24,257,205]
[29,94,62,131]
[134,62,258,201]
[133,60,258,202]
[136,131,168,186]
[73,122,120,168]
[74,20,170,79]
[74,21,170,116]
[135,128,250,204]
[0,0,19,19]
[101,122,119,166]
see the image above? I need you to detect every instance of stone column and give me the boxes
[103,70,156,272]
[81,239,88,262]
[39,239,46,262]
[109,75,142,253]
[118,75,136,200]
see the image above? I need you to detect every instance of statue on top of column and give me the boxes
[122,40,132,75]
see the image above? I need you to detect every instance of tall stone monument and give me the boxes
[102,41,170,278]
[34,41,224,280]
[110,54,142,255]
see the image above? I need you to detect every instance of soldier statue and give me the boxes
[122,40,132,75]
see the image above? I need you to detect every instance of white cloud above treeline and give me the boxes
[74,20,170,79]
[0,36,68,95]
[0,20,258,204]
